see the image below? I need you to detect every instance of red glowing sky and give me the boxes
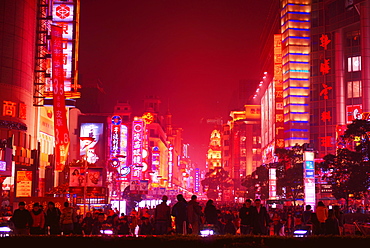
[78,0,275,167]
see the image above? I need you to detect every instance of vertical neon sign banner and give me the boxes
[303,151,316,209]
[269,165,277,199]
[168,144,174,188]
[51,25,69,172]
[132,119,144,180]
[194,168,200,193]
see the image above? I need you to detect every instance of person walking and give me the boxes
[204,199,218,225]
[45,201,61,235]
[187,195,202,235]
[316,201,328,235]
[154,195,171,235]
[30,202,45,235]
[171,194,188,234]
[324,209,340,235]
[11,202,33,235]
[251,199,270,235]
[60,201,76,235]
[81,212,94,235]
[239,199,254,235]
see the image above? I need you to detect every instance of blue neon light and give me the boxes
[285,112,309,114]
[285,103,309,106]
[284,69,310,74]
[282,53,309,58]
[284,95,309,98]
[289,120,309,123]
[283,36,310,41]
[286,27,310,31]
[283,87,310,90]
[285,137,309,140]
[287,20,310,23]
[287,129,309,132]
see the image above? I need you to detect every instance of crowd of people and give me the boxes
[6,196,353,236]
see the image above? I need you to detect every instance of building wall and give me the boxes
[281,0,311,147]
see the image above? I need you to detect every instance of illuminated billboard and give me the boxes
[303,151,315,209]
[131,119,144,180]
[80,123,104,164]
[44,0,80,97]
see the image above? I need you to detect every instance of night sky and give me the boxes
[78,0,275,168]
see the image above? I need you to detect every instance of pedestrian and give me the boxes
[129,209,139,235]
[117,216,130,235]
[251,199,270,235]
[154,195,171,235]
[171,194,188,234]
[333,205,344,235]
[239,199,254,235]
[45,201,61,235]
[91,213,107,235]
[316,201,328,235]
[302,205,312,226]
[139,216,154,235]
[324,209,340,235]
[30,202,45,235]
[11,202,33,235]
[204,199,218,225]
[81,212,94,235]
[187,195,202,235]
[60,201,76,235]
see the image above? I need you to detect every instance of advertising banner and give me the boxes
[80,123,104,164]
[51,25,70,172]
[16,171,32,197]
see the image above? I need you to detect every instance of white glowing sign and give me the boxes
[269,167,277,199]
[132,120,144,180]
[195,168,200,193]
[168,144,174,188]
[303,151,316,209]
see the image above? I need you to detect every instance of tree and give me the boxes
[275,144,304,204]
[201,167,233,200]
[319,120,370,200]
[241,165,269,200]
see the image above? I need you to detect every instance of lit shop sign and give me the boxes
[269,166,277,199]
[132,119,144,180]
[168,144,174,188]
[347,105,362,124]
[110,116,129,180]
[194,168,200,193]
[303,151,315,209]
[80,123,103,164]
[152,146,160,171]
[50,1,75,92]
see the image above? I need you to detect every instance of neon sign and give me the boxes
[132,119,144,180]
[303,151,315,209]
[168,144,174,188]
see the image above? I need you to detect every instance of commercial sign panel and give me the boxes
[16,171,32,197]
[51,25,70,172]
[79,123,104,164]
[131,119,144,180]
[303,151,315,209]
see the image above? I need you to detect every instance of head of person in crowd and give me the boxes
[162,195,168,203]
[18,201,26,210]
[245,199,252,207]
[254,199,262,208]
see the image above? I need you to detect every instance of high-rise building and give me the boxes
[281,0,311,148]
[310,0,370,158]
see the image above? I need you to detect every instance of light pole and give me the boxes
[79,136,95,214]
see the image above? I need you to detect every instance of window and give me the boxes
[348,56,361,72]
[347,81,362,98]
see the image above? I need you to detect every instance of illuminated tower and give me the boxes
[206,130,222,170]
[281,0,311,147]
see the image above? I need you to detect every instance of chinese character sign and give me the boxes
[132,119,144,180]
[51,25,69,172]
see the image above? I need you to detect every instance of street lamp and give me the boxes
[79,136,95,214]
